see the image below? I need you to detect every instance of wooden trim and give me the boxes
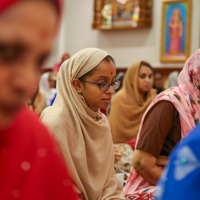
[116,67,182,74]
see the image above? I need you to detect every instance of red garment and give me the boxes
[125,192,154,200]
[124,138,136,149]
[0,108,78,200]
[100,109,107,116]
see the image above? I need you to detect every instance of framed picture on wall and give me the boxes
[160,0,192,63]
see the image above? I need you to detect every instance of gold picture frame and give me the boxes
[160,0,192,63]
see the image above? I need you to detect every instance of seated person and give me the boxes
[41,48,125,200]
[26,74,46,115]
[153,70,164,94]
[39,72,57,106]
[108,61,157,173]
[124,49,200,199]
[165,71,179,89]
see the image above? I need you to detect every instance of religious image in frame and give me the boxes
[111,0,140,28]
[160,0,192,63]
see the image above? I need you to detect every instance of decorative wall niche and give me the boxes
[92,0,153,30]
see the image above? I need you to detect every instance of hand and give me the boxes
[113,144,122,163]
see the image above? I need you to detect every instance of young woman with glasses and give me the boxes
[41,48,125,200]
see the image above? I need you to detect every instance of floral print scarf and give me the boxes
[140,48,200,141]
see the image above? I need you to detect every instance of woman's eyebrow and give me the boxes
[94,76,109,80]
[0,40,29,51]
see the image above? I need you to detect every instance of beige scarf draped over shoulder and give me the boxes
[41,48,125,200]
[108,61,157,143]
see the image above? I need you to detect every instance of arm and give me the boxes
[156,155,168,166]
[133,149,163,185]
[135,101,180,185]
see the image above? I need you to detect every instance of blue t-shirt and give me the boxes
[155,124,200,200]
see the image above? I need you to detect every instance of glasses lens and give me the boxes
[100,81,110,91]
[112,81,120,89]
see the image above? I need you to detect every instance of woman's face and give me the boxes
[174,8,180,18]
[154,73,163,89]
[0,1,57,113]
[79,61,116,111]
[137,65,153,94]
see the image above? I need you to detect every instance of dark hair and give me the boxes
[79,55,115,81]
[139,61,153,72]
[115,73,125,93]
[153,70,163,76]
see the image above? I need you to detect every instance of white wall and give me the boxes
[48,0,200,68]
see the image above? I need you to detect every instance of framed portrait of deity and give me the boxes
[160,0,192,63]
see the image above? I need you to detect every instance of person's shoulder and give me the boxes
[152,100,176,113]
[180,124,200,147]
[17,108,54,143]
[18,108,46,128]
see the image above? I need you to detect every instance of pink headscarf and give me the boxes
[53,53,71,72]
[124,49,200,195]
[0,0,62,18]
[140,48,200,141]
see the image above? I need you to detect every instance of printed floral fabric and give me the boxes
[114,143,134,173]
[125,187,155,200]
[124,49,200,198]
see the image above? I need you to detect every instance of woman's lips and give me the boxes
[102,99,111,103]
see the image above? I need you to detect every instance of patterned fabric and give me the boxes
[124,49,200,197]
[114,144,134,173]
[126,187,155,200]
[155,124,200,200]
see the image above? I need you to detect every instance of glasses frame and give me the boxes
[79,78,120,91]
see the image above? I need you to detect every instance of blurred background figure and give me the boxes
[39,72,57,107]
[106,72,125,116]
[165,71,179,89]
[153,70,164,94]
[109,61,156,173]
[26,74,46,115]
[53,52,70,73]
[115,72,125,93]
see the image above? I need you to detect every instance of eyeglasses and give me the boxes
[79,79,120,91]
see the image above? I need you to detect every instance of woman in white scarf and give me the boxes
[39,72,57,106]
[41,48,125,200]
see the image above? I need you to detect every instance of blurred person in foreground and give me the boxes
[0,0,77,199]
[155,124,200,200]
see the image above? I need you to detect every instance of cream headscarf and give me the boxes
[108,61,157,143]
[40,48,125,200]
